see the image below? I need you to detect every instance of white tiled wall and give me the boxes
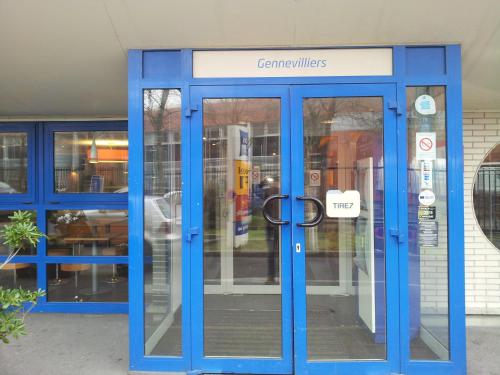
[463,111,500,315]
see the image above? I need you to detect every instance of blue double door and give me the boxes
[189,84,400,375]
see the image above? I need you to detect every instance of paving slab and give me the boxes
[0,314,128,375]
[0,313,499,374]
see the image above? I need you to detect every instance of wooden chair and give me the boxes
[60,263,91,291]
[102,247,126,283]
[2,263,30,285]
[47,248,71,285]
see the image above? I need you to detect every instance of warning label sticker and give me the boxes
[416,132,436,160]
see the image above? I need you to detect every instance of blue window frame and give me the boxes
[0,121,129,314]
[44,121,128,204]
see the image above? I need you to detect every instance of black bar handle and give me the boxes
[296,196,325,227]
[262,194,289,225]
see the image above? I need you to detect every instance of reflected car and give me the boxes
[144,191,182,247]
[0,182,17,194]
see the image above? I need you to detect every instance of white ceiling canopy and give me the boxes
[0,0,499,118]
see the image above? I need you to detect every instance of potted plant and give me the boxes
[0,211,46,344]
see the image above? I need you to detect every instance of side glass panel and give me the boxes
[0,210,37,255]
[53,130,128,193]
[143,89,182,356]
[202,98,282,357]
[407,87,450,360]
[46,210,128,256]
[0,132,28,194]
[302,97,386,360]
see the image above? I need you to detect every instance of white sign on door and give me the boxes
[326,190,361,218]
[416,132,436,160]
[308,170,321,187]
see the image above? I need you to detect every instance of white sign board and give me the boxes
[308,170,321,187]
[326,190,361,218]
[193,49,393,78]
[416,132,436,160]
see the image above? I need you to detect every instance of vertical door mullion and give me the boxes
[280,87,293,372]
[189,89,204,370]
[181,84,193,370]
[290,87,307,375]
[382,88,402,375]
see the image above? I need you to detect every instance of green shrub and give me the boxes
[0,211,46,344]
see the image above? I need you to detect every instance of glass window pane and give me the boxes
[46,264,127,302]
[0,132,28,194]
[54,130,128,193]
[473,144,500,249]
[143,89,182,356]
[407,87,450,360]
[0,264,36,290]
[0,211,37,255]
[203,98,282,358]
[303,97,386,360]
[46,210,128,256]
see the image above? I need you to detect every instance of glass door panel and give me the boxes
[202,98,282,357]
[191,86,292,375]
[302,97,386,360]
[291,84,399,375]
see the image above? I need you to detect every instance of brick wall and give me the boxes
[463,111,500,315]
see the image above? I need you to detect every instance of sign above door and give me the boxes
[192,48,393,78]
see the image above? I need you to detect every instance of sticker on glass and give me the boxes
[308,170,321,187]
[416,132,436,160]
[418,189,436,206]
[326,190,360,218]
[418,206,436,221]
[415,95,436,115]
[419,221,438,247]
[420,161,433,189]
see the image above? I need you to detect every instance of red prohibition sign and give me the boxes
[310,172,320,181]
[419,137,433,151]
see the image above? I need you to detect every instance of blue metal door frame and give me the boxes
[127,46,466,375]
[187,83,400,375]
[189,85,293,374]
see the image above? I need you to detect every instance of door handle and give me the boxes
[185,227,199,242]
[390,228,406,244]
[296,196,325,227]
[262,194,289,225]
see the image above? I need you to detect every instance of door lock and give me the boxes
[295,243,301,253]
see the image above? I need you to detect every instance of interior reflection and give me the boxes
[54,131,128,193]
[0,132,28,194]
[203,98,282,357]
[143,89,183,357]
[303,97,387,360]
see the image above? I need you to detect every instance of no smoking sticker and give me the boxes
[416,132,436,160]
[309,170,321,187]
